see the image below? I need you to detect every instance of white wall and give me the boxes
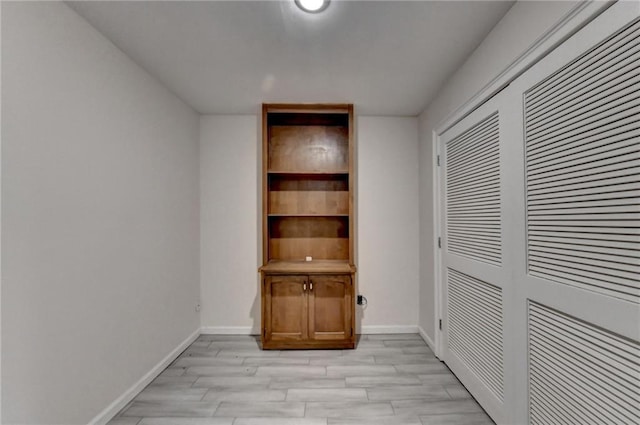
[200,115,261,333]
[357,117,419,331]
[199,115,420,332]
[0,3,4,421]
[1,2,200,424]
[417,1,579,342]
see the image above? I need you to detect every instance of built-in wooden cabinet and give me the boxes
[260,104,356,350]
[263,274,352,347]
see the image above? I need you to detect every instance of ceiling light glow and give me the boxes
[295,0,329,13]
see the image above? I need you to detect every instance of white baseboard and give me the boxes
[88,328,200,425]
[200,326,259,335]
[418,325,437,356]
[201,325,419,335]
[360,325,418,334]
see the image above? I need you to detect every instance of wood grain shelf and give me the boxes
[260,260,356,274]
[268,173,349,216]
[268,214,349,217]
[267,171,349,175]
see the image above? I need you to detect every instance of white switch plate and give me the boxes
[305,256,312,262]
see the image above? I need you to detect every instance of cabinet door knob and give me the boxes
[310,281,313,291]
[303,283,307,291]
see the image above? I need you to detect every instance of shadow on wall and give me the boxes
[250,277,261,334]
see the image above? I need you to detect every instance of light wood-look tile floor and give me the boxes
[108,334,494,425]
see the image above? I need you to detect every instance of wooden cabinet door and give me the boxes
[265,275,308,342]
[308,275,352,341]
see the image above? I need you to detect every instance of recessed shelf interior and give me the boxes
[269,174,349,215]
[269,216,349,261]
[268,113,349,173]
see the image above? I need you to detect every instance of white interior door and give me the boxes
[439,90,511,424]
[508,3,640,424]
[438,2,640,424]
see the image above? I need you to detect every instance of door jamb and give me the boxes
[432,130,443,359]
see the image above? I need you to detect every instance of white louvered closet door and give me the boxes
[438,2,640,424]
[439,91,511,424]
[508,2,640,424]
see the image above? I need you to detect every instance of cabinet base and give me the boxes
[262,339,355,350]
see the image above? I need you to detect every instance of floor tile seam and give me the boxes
[391,398,398,416]
[209,398,221,418]
[189,375,199,389]
[444,386,458,399]
[368,392,459,403]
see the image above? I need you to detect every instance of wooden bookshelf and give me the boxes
[260,104,356,349]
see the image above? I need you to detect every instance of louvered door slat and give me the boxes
[526,22,640,107]
[448,239,502,252]
[529,254,638,285]
[527,157,639,187]
[528,79,639,144]
[447,269,504,400]
[446,112,502,265]
[528,267,638,302]
[449,274,503,311]
[529,224,639,236]
[527,105,638,150]
[528,164,640,194]
[530,186,638,207]
[449,197,500,207]
[528,136,639,172]
[534,310,639,367]
[527,61,640,129]
[448,176,500,193]
[527,113,638,157]
[448,127,499,156]
[528,219,637,227]
[530,339,637,402]
[527,123,639,164]
[525,18,640,303]
[529,352,633,425]
[447,118,499,153]
[448,182,500,198]
[529,252,639,280]
[448,142,499,165]
[529,302,640,424]
[529,192,640,207]
[529,204,640,215]
[528,142,638,177]
[530,242,638,265]
[529,237,639,256]
[530,247,639,272]
[449,204,502,212]
[527,46,640,127]
[448,163,500,184]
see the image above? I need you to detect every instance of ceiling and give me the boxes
[68,1,514,116]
